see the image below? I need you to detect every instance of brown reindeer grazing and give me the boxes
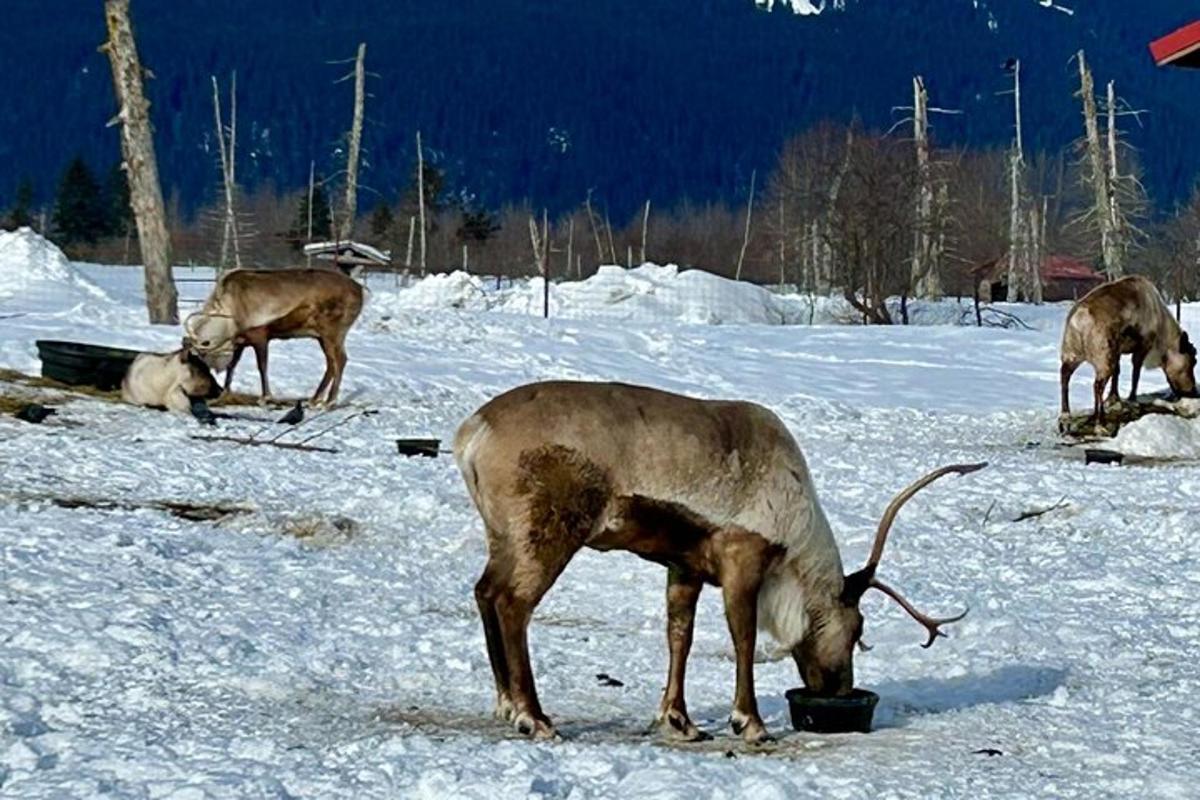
[455,380,982,743]
[1060,275,1197,428]
[184,268,364,405]
[121,345,221,412]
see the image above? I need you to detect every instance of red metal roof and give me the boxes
[1150,20,1200,68]
[971,254,1102,283]
[1041,255,1102,282]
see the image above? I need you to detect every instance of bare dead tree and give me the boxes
[1077,50,1119,280]
[910,76,940,298]
[640,200,651,264]
[584,189,604,264]
[417,131,428,275]
[529,211,550,317]
[735,169,757,280]
[1005,59,1026,302]
[211,74,241,271]
[566,216,576,277]
[339,43,367,242]
[102,0,178,324]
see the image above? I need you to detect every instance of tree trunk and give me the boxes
[911,76,940,299]
[211,74,240,271]
[417,131,427,275]
[640,199,650,264]
[1105,79,1125,277]
[735,169,756,281]
[103,0,178,324]
[340,43,366,242]
[1006,60,1023,303]
[1079,50,1119,280]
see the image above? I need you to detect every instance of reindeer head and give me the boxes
[183,312,237,353]
[791,463,985,696]
[1165,331,1199,399]
[177,345,222,400]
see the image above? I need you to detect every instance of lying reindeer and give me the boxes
[184,268,364,405]
[455,380,982,743]
[121,346,221,413]
[1060,275,1198,428]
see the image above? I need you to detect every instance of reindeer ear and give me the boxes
[840,565,876,606]
[1182,331,1196,357]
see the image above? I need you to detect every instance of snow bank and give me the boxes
[1112,413,1200,459]
[0,227,110,313]
[364,264,1072,330]
[494,264,808,324]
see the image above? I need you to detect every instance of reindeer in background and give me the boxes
[455,380,982,743]
[184,268,364,406]
[1060,275,1197,429]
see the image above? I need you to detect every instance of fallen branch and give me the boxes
[190,434,339,454]
[5,491,254,522]
[1012,496,1069,523]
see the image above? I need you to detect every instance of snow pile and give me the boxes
[374,264,811,325]
[368,271,491,317]
[1112,414,1200,460]
[499,264,809,324]
[0,227,110,313]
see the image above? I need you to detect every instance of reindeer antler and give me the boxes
[864,462,987,571]
[868,578,968,648]
[849,462,984,647]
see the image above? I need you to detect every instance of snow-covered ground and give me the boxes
[3,230,1200,798]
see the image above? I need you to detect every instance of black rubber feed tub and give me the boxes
[396,438,441,458]
[785,688,879,733]
[35,340,141,391]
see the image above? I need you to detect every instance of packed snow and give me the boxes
[3,232,1200,798]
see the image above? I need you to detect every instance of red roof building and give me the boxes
[971,254,1105,303]
[1150,20,1200,68]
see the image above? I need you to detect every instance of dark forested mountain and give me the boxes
[1,1,1198,220]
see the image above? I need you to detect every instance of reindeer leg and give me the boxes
[1091,372,1109,431]
[474,550,514,722]
[657,567,707,741]
[492,540,578,740]
[312,337,337,407]
[327,339,349,405]
[223,344,245,394]
[1059,360,1079,431]
[252,339,271,402]
[1129,350,1145,402]
[719,532,771,745]
[1107,355,1121,405]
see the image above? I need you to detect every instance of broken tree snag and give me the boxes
[341,43,367,242]
[102,0,179,325]
[190,434,340,454]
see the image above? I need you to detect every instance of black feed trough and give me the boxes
[785,688,879,734]
[397,437,441,458]
[35,340,140,391]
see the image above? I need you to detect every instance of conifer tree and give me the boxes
[52,157,107,246]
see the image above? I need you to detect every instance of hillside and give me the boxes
[1,0,1197,219]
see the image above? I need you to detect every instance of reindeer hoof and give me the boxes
[730,711,771,745]
[657,708,710,742]
[513,711,557,741]
[493,695,515,722]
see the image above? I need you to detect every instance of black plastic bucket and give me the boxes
[785,688,879,734]
[35,340,141,391]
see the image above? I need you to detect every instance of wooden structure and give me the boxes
[302,240,391,274]
[972,254,1104,303]
[1150,21,1200,68]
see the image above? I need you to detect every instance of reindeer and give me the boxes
[121,345,221,412]
[184,268,364,406]
[455,380,982,743]
[1060,275,1198,429]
